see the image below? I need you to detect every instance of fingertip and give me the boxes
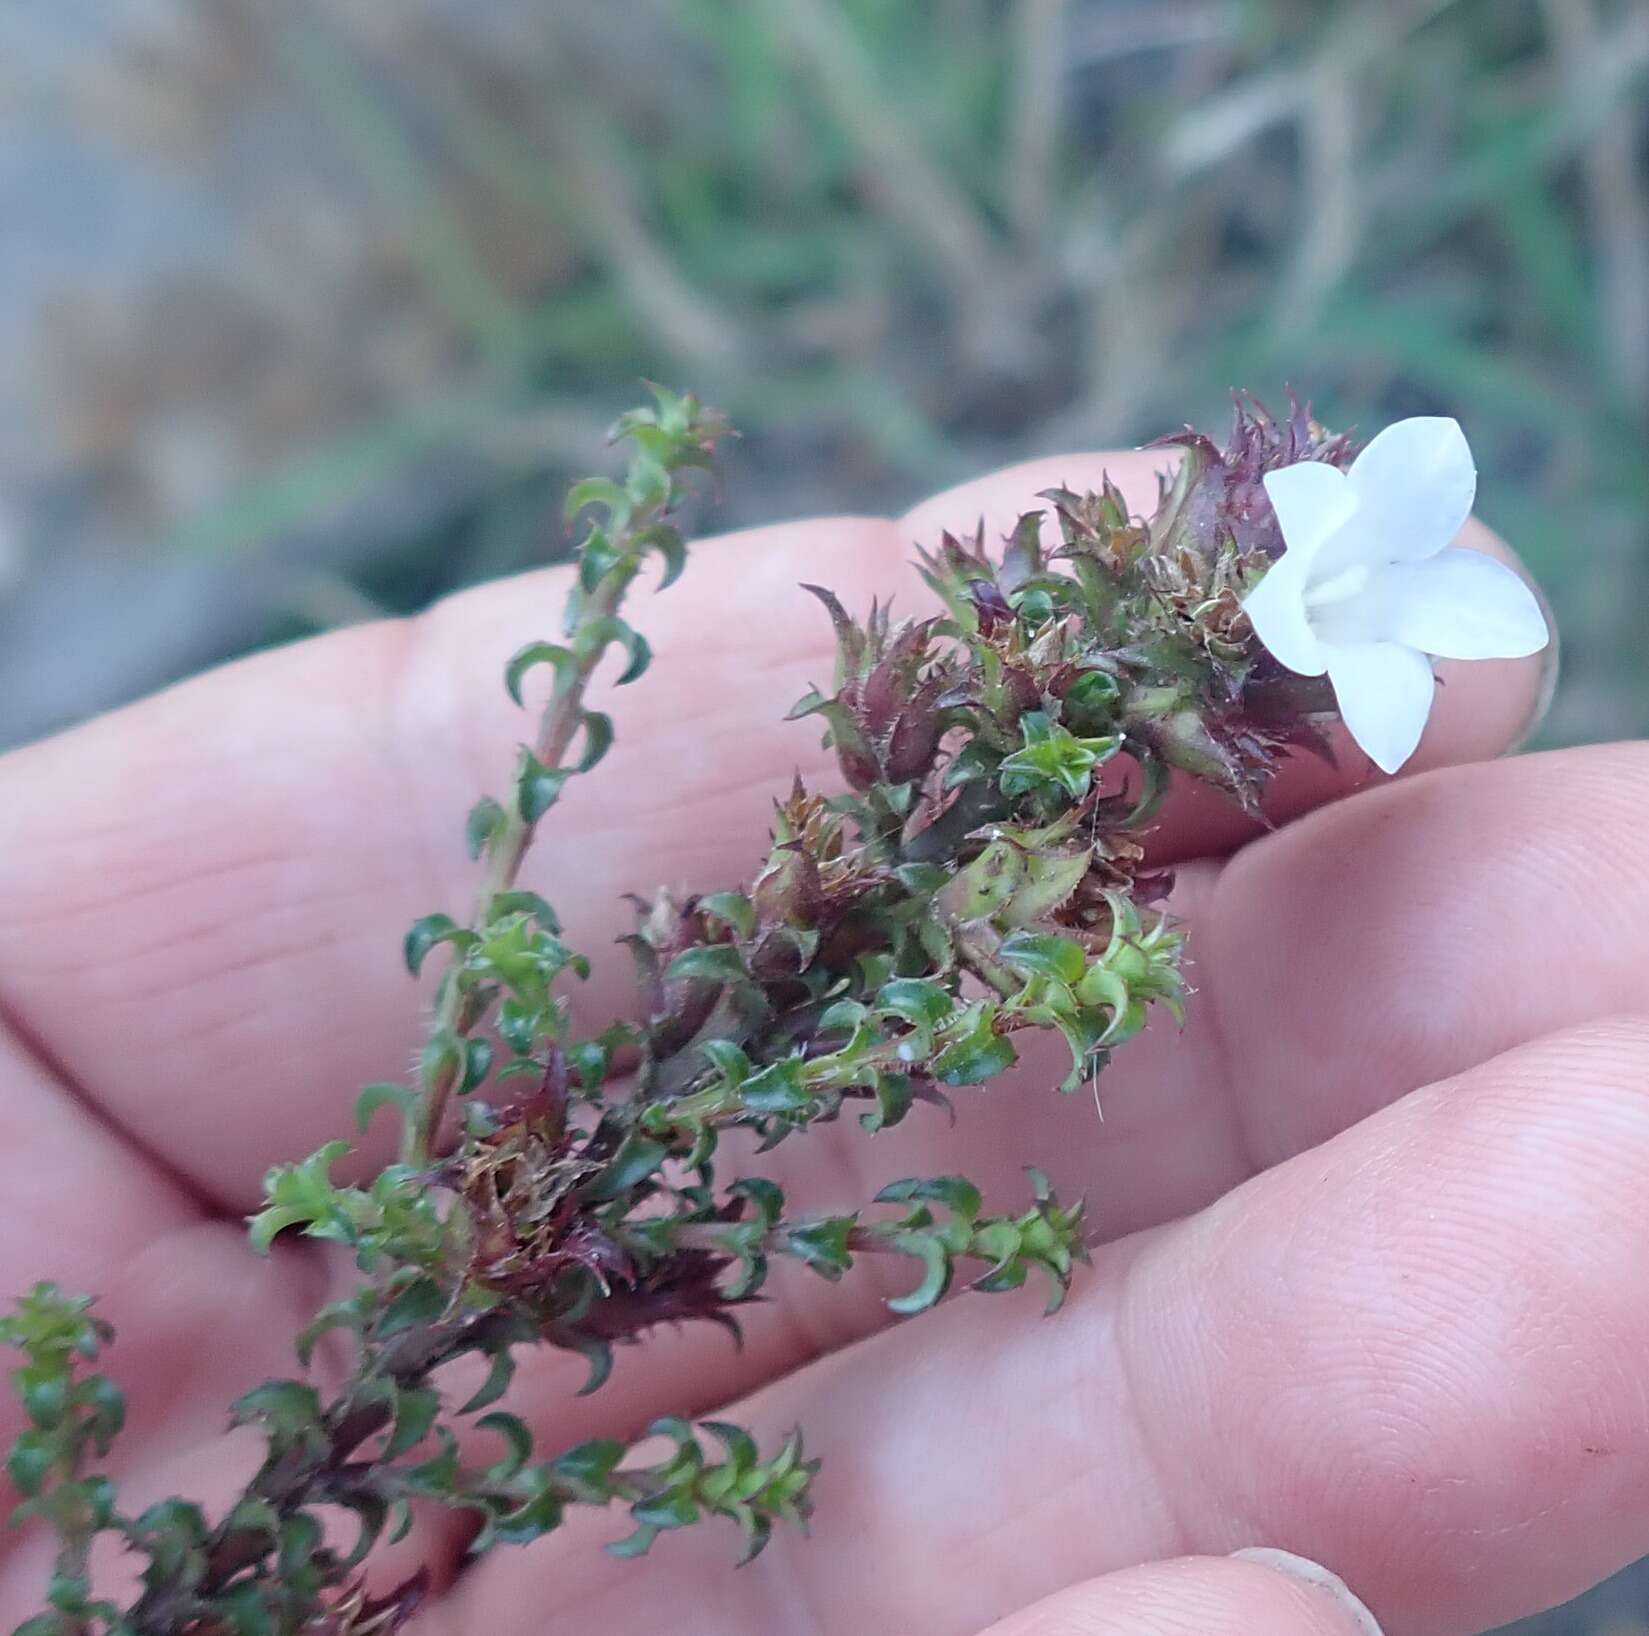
[975,1554,1383,1636]
[1408,514,1555,763]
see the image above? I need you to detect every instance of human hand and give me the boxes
[2,446,1638,1636]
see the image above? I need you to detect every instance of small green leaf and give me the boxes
[998,711,1122,802]
[783,1217,855,1279]
[931,1006,1018,1086]
[877,977,953,1029]
[78,1376,125,1453]
[1065,668,1120,715]
[379,1276,446,1338]
[295,1297,367,1367]
[818,998,868,1033]
[339,1491,390,1568]
[132,1496,208,1545]
[573,1339,614,1397]
[7,1432,52,1496]
[504,641,575,708]
[465,796,506,860]
[420,1032,462,1095]
[631,1489,699,1531]
[460,1348,517,1415]
[217,1496,280,1549]
[582,1133,668,1201]
[488,1484,565,1547]
[404,1426,462,1493]
[700,1037,752,1085]
[893,860,949,895]
[701,1420,760,1469]
[550,1437,625,1495]
[633,521,687,590]
[20,1374,66,1429]
[214,1582,276,1636]
[568,1038,611,1091]
[1000,848,1091,927]
[737,1058,812,1115]
[354,1082,417,1135]
[228,1381,327,1458]
[478,1411,534,1480]
[578,526,624,594]
[246,1205,306,1256]
[625,448,671,512]
[877,1175,982,1221]
[564,477,631,530]
[861,1070,916,1133]
[644,1414,696,1449]
[605,1521,660,1559]
[784,686,829,722]
[488,890,562,931]
[940,838,1025,922]
[734,1509,774,1565]
[885,1233,952,1315]
[730,1176,784,1226]
[460,1038,494,1096]
[404,913,460,977]
[517,750,571,825]
[496,998,539,1056]
[576,710,615,773]
[384,1387,441,1460]
[697,890,756,940]
[15,1616,66,1636]
[940,740,1000,792]
[578,615,651,685]
[665,944,748,984]
[998,931,1087,986]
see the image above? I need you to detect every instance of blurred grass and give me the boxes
[142,0,1649,751]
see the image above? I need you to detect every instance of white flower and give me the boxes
[1241,415,1549,775]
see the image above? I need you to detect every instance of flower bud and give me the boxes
[1150,390,1356,566]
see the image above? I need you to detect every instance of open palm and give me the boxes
[1,448,1640,1636]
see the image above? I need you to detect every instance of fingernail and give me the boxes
[1230,1547,1384,1635]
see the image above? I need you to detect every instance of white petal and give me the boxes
[1347,548,1550,660]
[1324,640,1437,775]
[1242,546,1328,676]
[1321,416,1476,573]
[1261,460,1355,567]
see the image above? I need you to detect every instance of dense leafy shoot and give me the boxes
[4,390,1375,1634]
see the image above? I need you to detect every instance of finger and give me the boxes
[975,1552,1382,1636]
[0,454,1547,1208]
[445,1018,1649,1636]
[0,1030,195,1297]
[1202,738,1649,1163]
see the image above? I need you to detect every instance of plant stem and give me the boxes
[55,1532,91,1636]
[403,559,642,1166]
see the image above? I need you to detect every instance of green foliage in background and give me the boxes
[176,0,1648,746]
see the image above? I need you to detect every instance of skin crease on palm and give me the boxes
[3,442,1649,1636]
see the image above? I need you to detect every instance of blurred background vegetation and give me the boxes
[2,1,1647,1626]
[4,0,1647,757]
